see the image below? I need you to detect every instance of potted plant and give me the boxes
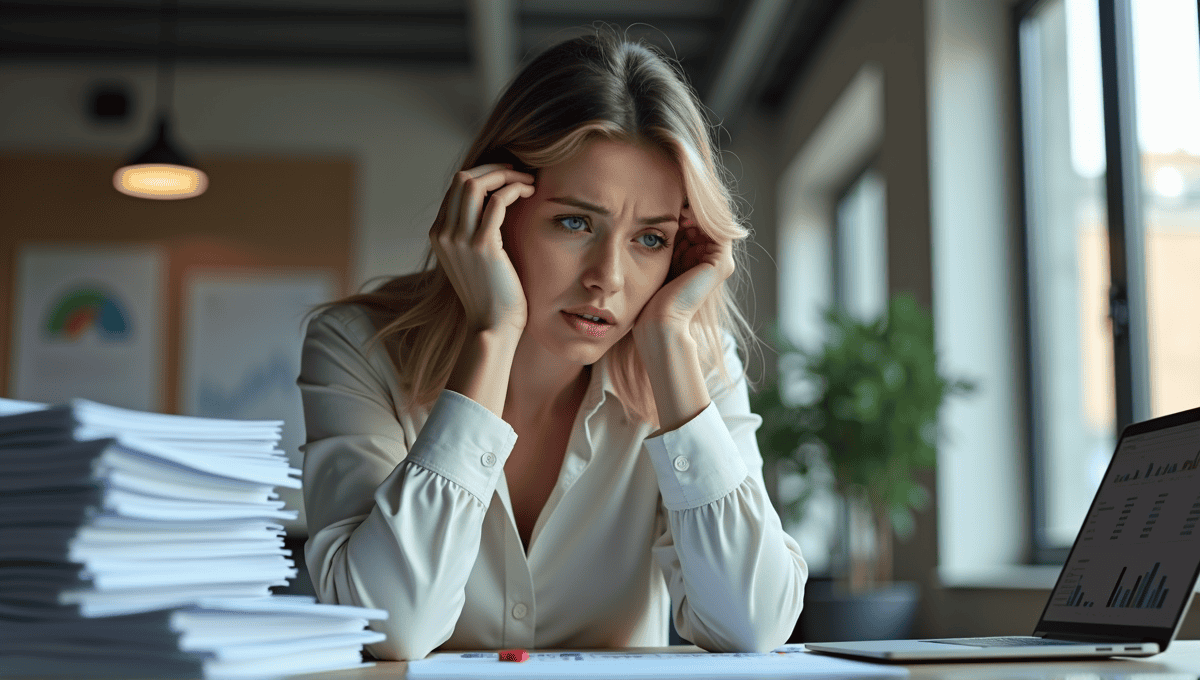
[752,292,975,642]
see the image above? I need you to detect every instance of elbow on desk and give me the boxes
[694,575,806,653]
[685,604,801,654]
[305,540,456,661]
[312,578,455,661]
[689,623,792,654]
[364,626,446,662]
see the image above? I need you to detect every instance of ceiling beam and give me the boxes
[468,0,516,111]
[702,0,791,125]
[756,0,851,110]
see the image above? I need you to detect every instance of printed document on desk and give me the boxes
[406,646,907,679]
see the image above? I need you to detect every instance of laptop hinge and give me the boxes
[1036,631,1136,643]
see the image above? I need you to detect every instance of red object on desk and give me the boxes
[499,649,529,662]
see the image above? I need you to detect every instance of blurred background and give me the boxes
[2,0,1198,640]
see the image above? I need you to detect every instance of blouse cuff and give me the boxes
[643,401,750,511]
[403,389,518,504]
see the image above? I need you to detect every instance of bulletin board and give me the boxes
[0,152,355,414]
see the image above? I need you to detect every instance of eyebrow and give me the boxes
[547,196,679,226]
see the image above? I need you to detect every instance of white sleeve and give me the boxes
[643,334,808,652]
[298,308,517,661]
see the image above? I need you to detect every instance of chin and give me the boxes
[538,323,623,366]
[553,339,613,366]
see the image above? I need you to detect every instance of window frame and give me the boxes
[1013,0,1165,564]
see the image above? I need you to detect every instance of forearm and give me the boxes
[304,390,518,660]
[310,465,488,660]
[634,323,710,433]
[644,399,808,652]
[665,487,808,652]
[445,328,521,417]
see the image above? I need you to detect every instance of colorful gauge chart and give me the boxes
[44,287,130,341]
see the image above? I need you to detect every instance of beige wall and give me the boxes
[730,0,941,633]
[0,62,476,289]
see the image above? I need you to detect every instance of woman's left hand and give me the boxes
[633,210,733,431]
[635,212,735,333]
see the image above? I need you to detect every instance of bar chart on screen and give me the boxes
[1044,423,1200,627]
[1102,562,1172,610]
[1112,449,1200,482]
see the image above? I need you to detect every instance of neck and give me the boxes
[505,333,591,424]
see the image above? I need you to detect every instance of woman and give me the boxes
[299,28,807,661]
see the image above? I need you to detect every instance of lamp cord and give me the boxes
[155,0,178,120]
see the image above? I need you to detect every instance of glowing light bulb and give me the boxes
[113,163,208,200]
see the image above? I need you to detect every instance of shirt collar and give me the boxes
[578,352,623,447]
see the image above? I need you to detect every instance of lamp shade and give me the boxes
[113,116,208,200]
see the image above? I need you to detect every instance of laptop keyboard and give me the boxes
[927,636,1080,648]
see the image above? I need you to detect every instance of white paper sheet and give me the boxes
[406,646,908,679]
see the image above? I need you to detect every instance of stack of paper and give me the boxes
[0,397,386,678]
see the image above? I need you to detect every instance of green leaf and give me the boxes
[753,294,977,537]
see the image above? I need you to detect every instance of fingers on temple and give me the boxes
[459,169,534,239]
[477,182,534,246]
[433,166,534,245]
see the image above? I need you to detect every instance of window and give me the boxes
[1131,1,1200,422]
[1017,0,1200,560]
[834,168,888,322]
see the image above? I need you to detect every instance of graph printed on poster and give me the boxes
[180,270,335,534]
[1044,421,1200,626]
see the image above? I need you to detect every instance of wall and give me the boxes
[732,0,942,634]
[926,0,1029,579]
[0,59,476,539]
[0,61,476,288]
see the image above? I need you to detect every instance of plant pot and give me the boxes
[792,578,919,642]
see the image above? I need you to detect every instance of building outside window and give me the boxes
[1017,0,1200,560]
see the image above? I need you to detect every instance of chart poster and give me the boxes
[181,271,335,532]
[10,244,165,411]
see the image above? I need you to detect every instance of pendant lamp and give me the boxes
[113,0,207,200]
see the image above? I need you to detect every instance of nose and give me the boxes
[581,233,624,295]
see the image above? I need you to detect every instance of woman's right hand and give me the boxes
[430,163,535,337]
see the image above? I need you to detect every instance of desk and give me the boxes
[284,641,1200,679]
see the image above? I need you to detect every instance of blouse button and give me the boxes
[481,452,497,467]
[512,603,528,620]
[673,456,690,472]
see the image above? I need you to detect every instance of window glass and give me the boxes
[1130,0,1200,419]
[1020,0,1116,548]
[834,169,887,321]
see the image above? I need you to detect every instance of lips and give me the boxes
[569,312,609,324]
[563,306,616,325]
[561,311,611,338]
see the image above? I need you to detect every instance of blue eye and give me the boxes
[557,216,588,232]
[637,233,669,250]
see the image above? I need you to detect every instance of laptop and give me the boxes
[806,404,1200,662]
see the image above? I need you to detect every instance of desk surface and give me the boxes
[290,640,1200,679]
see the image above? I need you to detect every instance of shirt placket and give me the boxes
[502,517,536,648]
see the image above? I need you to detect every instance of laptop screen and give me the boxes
[1038,407,1200,640]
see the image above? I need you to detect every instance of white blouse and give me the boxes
[299,304,807,661]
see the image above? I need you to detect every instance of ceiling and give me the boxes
[0,0,848,125]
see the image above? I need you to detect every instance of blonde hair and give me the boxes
[336,27,756,425]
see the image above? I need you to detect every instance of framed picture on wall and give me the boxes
[180,270,335,534]
[10,244,166,411]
